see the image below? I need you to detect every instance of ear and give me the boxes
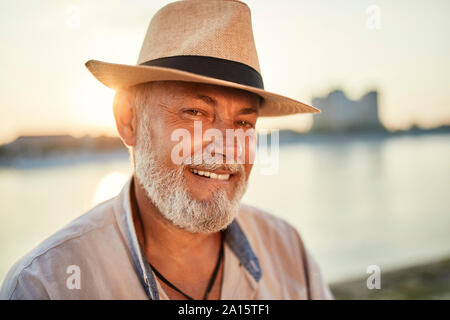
[113,90,137,147]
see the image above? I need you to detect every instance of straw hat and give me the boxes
[85,0,320,117]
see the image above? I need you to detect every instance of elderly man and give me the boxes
[1,0,332,300]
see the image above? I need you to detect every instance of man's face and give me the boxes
[133,81,260,233]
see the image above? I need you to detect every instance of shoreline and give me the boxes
[1,131,449,169]
[330,257,450,300]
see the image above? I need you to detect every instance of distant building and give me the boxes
[311,90,384,133]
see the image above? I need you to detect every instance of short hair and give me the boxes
[113,82,155,167]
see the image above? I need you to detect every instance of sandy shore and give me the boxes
[330,257,450,299]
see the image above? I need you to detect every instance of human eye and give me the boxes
[235,120,255,129]
[182,108,205,118]
[184,109,201,116]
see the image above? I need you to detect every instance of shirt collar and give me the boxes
[118,176,262,300]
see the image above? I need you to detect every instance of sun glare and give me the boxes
[92,172,128,205]
[77,83,116,128]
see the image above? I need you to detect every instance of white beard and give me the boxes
[133,115,248,234]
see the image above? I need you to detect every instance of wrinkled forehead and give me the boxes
[132,81,262,110]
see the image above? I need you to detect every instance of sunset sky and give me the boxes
[0,0,449,144]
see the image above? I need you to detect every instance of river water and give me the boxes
[1,133,449,284]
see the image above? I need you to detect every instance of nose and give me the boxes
[202,130,246,164]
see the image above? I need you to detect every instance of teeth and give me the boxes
[190,169,231,181]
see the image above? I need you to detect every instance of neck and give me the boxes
[130,175,222,265]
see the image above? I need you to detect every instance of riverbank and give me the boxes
[330,257,450,299]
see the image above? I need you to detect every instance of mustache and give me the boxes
[183,152,244,174]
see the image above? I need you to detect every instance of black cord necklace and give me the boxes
[131,183,224,300]
[149,232,224,300]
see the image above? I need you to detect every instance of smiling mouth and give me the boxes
[189,168,231,181]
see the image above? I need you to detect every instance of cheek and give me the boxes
[242,137,257,165]
[244,163,253,180]
[157,124,197,167]
[144,122,180,166]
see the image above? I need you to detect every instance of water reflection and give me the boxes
[92,172,128,205]
[0,134,449,284]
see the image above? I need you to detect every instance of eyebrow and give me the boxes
[195,94,259,115]
[237,106,258,115]
[195,94,217,106]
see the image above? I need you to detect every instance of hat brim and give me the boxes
[85,60,320,117]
